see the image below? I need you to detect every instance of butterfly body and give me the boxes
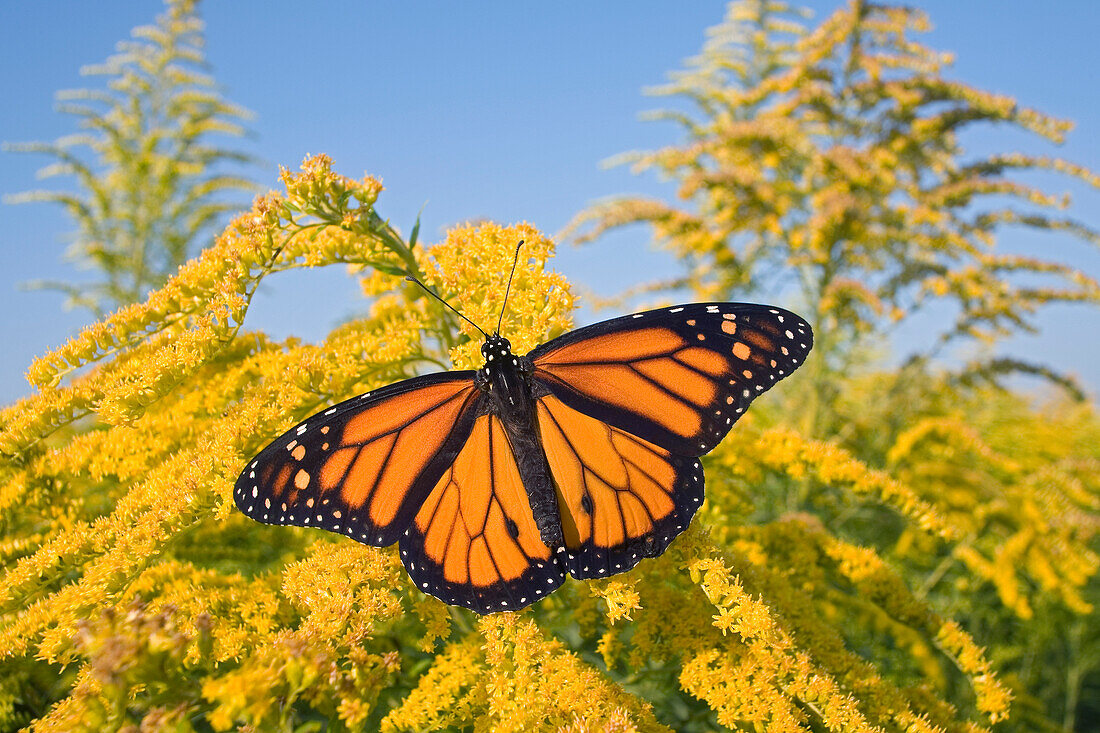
[475,334,563,549]
[236,302,813,613]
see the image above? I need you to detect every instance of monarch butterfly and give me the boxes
[234,249,812,613]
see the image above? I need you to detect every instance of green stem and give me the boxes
[1063,621,1082,731]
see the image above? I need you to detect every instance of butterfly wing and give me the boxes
[236,302,812,610]
[399,413,567,613]
[529,302,812,579]
[529,302,813,457]
[234,372,482,546]
[535,393,704,579]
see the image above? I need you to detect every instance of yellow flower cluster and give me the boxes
[0,153,1078,731]
[888,409,1099,619]
[672,532,990,732]
[709,423,959,540]
[380,615,666,731]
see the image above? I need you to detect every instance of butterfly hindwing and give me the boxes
[536,394,704,579]
[234,372,482,547]
[399,413,567,613]
[529,302,813,457]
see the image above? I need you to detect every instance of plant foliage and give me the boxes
[5,0,258,316]
[1,1,1098,731]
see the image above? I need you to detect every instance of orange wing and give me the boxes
[529,302,812,456]
[536,393,703,579]
[528,302,812,577]
[399,414,567,613]
[234,372,482,546]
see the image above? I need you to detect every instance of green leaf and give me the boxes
[409,202,427,250]
[373,261,409,278]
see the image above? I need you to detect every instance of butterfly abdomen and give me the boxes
[498,412,564,549]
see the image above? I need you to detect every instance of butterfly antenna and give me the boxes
[404,274,489,339]
[496,240,525,335]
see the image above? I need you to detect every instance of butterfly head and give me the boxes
[481,335,513,362]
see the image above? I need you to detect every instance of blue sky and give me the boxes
[1,1,1098,404]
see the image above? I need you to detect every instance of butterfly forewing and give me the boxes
[529,302,813,457]
[399,414,567,613]
[234,372,482,546]
[536,394,704,579]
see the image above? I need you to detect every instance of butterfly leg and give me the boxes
[475,369,490,393]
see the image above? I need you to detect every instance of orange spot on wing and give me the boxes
[744,330,775,352]
[732,342,752,360]
[487,419,549,560]
[455,420,493,534]
[294,469,310,490]
[619,493,651,539]
[369,432,432,526]
[557,495,586,547]
[416,467,449,532]
[272,464,293,497]
[591,480,625,548]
